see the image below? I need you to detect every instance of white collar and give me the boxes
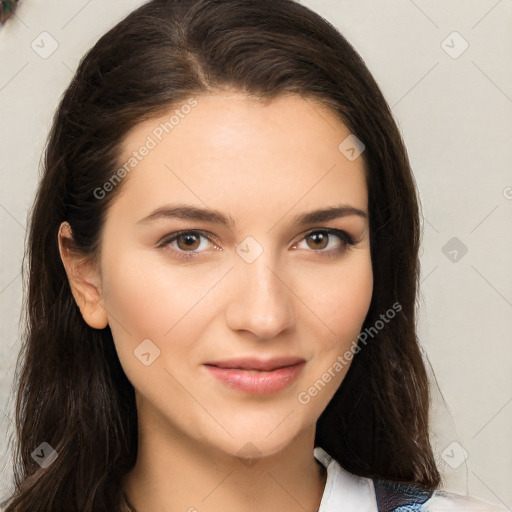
[313,446,378,512]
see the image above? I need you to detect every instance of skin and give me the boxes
[58,91,373,512]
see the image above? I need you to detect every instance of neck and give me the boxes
[121,401,327,512]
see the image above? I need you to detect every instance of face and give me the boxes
[84,92,373,458]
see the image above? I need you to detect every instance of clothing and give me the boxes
[313,446,509,511]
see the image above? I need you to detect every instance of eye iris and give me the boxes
[307,232,328,250]
[177,234,200,251]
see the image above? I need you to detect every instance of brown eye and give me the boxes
[157,230,221,261]
[294,229,355,257]
[305,232,329,250]
[175,233,201,251]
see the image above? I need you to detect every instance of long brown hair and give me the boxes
[4,0,440,510]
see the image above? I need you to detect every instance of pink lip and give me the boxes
[203,359,306,394]
[204,356,305,371]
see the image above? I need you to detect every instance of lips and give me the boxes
[203,358,306,394]
[203,356,305,372]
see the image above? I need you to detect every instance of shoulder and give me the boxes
[373,478,434,511]
[373,478,508,512]
[314,446,507,512]
[421,489,509,511]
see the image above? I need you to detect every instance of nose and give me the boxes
[225,254,295,340]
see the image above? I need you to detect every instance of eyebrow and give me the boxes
[137,204,368,228]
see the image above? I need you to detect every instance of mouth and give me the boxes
[202,359,306,394]
[203,356,306,372]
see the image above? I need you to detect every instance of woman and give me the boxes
[1,0,507,511]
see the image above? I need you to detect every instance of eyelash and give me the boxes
[157,228,356,261]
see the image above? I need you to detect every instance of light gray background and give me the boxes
[0,0,511,508]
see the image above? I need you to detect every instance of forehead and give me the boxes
[112,92,368,225]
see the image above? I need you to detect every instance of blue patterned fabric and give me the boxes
[374,478,434,512]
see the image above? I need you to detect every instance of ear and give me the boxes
[58,221,109,330]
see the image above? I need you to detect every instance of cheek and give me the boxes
[296,255,372,410]
[305,252,373,349]
[101,248,209,335]
[335,266,373,337]
[101,258,167,339]
[100,248,227,381]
